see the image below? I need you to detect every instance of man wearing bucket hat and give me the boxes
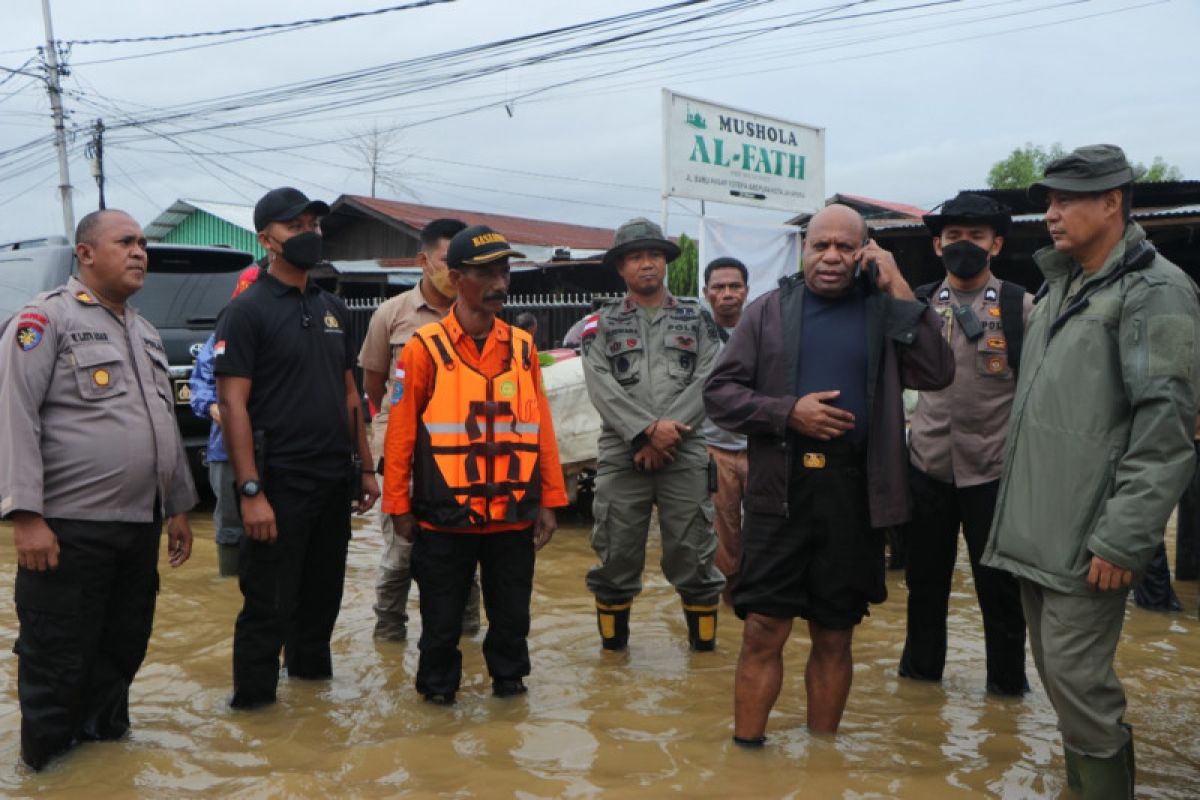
[983,145,1200,797]
[899,192,1032,697]
[581,218,725,652]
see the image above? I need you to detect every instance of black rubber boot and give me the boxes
[683,601,719,651]
[596,600,631,651]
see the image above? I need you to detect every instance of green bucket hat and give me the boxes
[1029,144,1146,204]
[603,217,681,269]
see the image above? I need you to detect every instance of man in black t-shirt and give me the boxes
[214,187,380,710]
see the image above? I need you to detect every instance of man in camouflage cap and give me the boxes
[581,218,725,653]
[983,145,1200,798]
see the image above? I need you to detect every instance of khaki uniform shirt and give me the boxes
[909,274,1034,487]
[582,293,720,471]
[357,281,445,454]
[0,277,198,521]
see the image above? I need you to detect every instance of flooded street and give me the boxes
[0,511,1197,798]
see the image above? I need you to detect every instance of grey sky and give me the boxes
[1,0,1196,244]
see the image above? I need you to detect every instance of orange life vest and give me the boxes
[411,321,542,528]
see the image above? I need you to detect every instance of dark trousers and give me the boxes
[14,518,161,770]
[1176,442,1200,581]
[411,528,535,697]
[232,471,350,707]
[900,468,1028,694]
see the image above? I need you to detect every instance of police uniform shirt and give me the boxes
[909,274,1033,486]
[213,271,354,478]
[0,276,197,521]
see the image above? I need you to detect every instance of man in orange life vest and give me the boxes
[382,224,568,704]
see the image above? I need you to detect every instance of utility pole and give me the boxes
[41,0,75,239]
[86,118,105,210]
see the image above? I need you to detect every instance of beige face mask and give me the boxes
[428,262,457,299]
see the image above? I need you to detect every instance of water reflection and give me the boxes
[0,513,1197,797]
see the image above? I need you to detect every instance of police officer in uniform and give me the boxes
[582,218,725,651]
[900,193,1032,696]
[0,209,196,770]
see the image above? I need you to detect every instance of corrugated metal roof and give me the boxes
[340,195,616,251]
[867,203,1200,232]
[144,199,256,240]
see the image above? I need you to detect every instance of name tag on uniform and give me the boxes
[802,453,826,469]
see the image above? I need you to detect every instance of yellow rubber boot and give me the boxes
[596,600,631,651]
[683,602,719,651]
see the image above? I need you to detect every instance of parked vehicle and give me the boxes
[1,236,258,492]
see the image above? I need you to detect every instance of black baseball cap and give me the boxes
[446,224,526,269]
[253,187,330,232]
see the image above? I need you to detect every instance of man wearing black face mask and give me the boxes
[214,187,380,709]
[900,192,1032,697]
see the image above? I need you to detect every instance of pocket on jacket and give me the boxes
[71,342,126,401]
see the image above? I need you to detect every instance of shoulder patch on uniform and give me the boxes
[390,366,406,405]
[214,339,227,357]
[74,291,96,305]
[15,323,43,351]
[938,288,951,302]
[1148,314,1196,380]
[984,287,998,303]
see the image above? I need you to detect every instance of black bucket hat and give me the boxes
[1029,144,1145,204]
[603,217,681,269]
[923,192,1011,236]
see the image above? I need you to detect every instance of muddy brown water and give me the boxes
[0,513,1197,798]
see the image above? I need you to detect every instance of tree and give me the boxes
[986,143,1065,190]
[987,143,1184,189]
[342,122,417,198]
[668,232,698,296]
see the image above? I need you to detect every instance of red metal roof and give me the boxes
[339,195,616,250]
[833,193,928,219]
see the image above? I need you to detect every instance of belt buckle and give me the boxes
[802,452,826,469]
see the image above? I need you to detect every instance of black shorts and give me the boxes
[733,445,886,630]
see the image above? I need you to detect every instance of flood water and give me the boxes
[0,511,1197,798]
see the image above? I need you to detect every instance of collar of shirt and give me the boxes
[441,305,511,362]
[261,269,321,297]
[620,290,677,314]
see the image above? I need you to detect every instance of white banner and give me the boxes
[699,217,801,305]
[663,89,824,214]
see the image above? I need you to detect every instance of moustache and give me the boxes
[484,292,508,303]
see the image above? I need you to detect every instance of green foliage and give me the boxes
[986,142,1065,190]
[987,143,1183,189]
[668,232,699,297]
[1139,156,1183,183]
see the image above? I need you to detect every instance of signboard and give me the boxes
[662,89,824,214]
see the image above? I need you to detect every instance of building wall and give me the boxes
[162,210,265,258]
[322,214,419,261]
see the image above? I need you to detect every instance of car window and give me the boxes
[135,271,243,329]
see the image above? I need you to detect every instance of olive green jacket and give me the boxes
[983,224,1200,594]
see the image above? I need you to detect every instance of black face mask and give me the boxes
[279,231,323,270]
[941,240,989,279]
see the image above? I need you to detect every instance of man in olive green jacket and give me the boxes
[983,145,1200,799]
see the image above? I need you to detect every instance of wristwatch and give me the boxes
[239,479,262,498]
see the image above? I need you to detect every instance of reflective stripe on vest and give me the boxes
[412,321,542,527]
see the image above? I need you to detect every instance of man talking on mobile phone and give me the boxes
[704,204,954,744]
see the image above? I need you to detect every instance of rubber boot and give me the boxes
[596,600,631,651]
[1077,745,1134,800]
[683,601,718,651]
[217,543,240,577]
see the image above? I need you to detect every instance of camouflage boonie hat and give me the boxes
[1029,144,1145,204]
[603,217,681,269]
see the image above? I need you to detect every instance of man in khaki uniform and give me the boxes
[359,218,480,640]
[0,209,196,770]
[900,192,1032,697]
[582,218,725,652]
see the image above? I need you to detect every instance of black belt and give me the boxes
[791,436,865,470]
